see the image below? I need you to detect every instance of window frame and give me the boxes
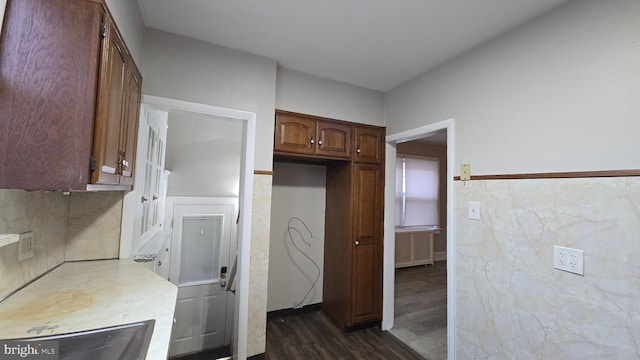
[395,153,440,228]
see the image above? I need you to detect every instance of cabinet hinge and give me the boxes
[100,23,106,38]
[90,157,97,171]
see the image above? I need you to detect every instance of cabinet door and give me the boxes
[316,120,352,159]
[119,62,142,186]
[274,113,315,155]
[0,0,101,190]
[354,126,385,164]
[92,16,127,185]
[350,164,383,325]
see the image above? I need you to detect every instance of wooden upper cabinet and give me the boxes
[0,0,141,191]
[354,126,385,164]
[274,112,315,155]
[119,61,142,186]
[273,111,385,164]
[93,16,127,185]
[92,13,141,188]
[274,110,352,160]
[0,0,102,190]
[316,121,351,158]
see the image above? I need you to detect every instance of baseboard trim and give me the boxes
[248,353,265,360]
[266,303,321,321]
[434,251,447,261]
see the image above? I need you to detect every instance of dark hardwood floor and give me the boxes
[266,309,425,360]
[390,261,447,360]
[172,273,446,360]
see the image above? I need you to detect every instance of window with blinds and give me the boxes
[395,155,439,227]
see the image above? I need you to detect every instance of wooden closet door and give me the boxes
[350,163,383,325]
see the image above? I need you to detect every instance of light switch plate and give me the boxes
[468,201,480,220]
[461,163,471,181]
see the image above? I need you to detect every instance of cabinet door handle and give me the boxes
[355,240,360,246]
[157,261,162,266]
[141,196,148,203]
[356,147,361,154]
[153,195,158,201]
[318,139,323,145]
[310,137,315,145]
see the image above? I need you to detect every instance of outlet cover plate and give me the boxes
[553,245,584,275]
[18,231,34,261]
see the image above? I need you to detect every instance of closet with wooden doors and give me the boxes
[274,110,385,329]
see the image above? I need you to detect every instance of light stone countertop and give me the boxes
[0,259,177,360]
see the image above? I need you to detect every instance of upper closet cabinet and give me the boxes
[354,125,385,164]
[274,110,352,160]
[0,0,141,191]
[92,15,142,187]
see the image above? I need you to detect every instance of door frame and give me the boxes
[135,95,256,360]
[383,118,455,360]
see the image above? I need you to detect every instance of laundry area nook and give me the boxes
[268,110,386,329]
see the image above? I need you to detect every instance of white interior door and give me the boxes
[168,199,237,357]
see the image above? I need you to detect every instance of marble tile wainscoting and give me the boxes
[455,177,640,359]
[248,173,274,357]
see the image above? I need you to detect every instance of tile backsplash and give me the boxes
[0,190,124,299]
[0,190,69,298]
[65,192,122,261]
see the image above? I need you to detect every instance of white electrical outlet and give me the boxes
[468,201,480,220]
[18,231,34,261]
[553,245,584,275]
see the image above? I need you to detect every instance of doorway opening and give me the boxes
[383,119,455,360]
[121,95,256,359]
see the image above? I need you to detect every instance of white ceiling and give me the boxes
[137,0,567,92]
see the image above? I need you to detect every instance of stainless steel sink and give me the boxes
[13,319,155,360]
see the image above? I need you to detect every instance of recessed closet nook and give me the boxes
[268,110,386,329]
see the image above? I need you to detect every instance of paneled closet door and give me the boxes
[350,163,383,325]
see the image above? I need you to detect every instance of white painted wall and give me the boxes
[384,1,640,359]
[385,0,640,175]
[276,67,385,125]
[165,112,242,197]
[105,0,145,68]
[142,28,277,171]
[268,162,326,311]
